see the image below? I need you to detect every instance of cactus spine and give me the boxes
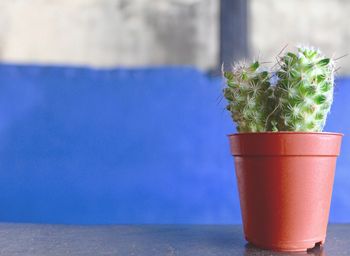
[223,46,335,132]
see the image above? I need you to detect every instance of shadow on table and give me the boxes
[244,243,325,256]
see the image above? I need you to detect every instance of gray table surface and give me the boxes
[0,223,348,256]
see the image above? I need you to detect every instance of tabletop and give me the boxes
[0,223,348,255]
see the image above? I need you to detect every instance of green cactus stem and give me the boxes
[274,46,335,131]
[223,61,275,132]
[223,45,336,133]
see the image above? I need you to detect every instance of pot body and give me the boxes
[229,132,342,252]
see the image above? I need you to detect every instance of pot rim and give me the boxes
[228,131,343,156]
[228,131,343,137]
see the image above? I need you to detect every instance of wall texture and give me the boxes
[0,0,219,70]
[250,0,350,74]
[2,0,348,72]
[0,64,349,224]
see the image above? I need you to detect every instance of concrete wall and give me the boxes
[1,0,348,73]
[0,0,219,70]
[250,0,350,74]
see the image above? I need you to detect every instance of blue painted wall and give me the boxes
[0,64,348,224]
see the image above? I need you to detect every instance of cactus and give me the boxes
[223,61,275,132]
[274,46,335,131]
[223,46,335,132]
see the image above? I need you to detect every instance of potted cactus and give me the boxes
[223,46,343,252]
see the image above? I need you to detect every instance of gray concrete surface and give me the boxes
[0,224,348,255]
[250,0,350,74]
[1,0,349,73]
[0,0,219,70]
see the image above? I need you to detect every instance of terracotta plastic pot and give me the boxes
[229,132,342,252]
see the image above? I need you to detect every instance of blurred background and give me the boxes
[0,0,349,224]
